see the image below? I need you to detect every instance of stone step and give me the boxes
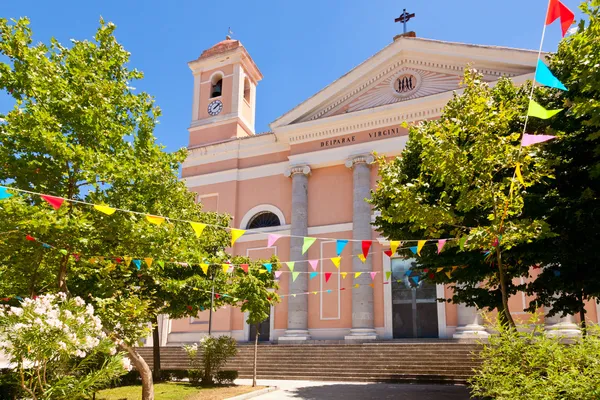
[235,374,470,383]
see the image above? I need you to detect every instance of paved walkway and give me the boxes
[235,379,471,400]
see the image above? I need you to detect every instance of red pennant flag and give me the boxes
[240,264,249,273]
[362,240,372,259]
[325,272,332,283]
[546,0,575,37]
[115,257,123,264]
[341,288,346,291]
[186,305,193,311]
[384,250,393,258]
[25,235,35,241]
[215,294,220,299]
[40,195,65,210]
[428,272,435,279]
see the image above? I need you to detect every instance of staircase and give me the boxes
[136,341,481,384]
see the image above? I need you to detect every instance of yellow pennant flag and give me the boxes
[189,222,206,238]
[341,272,348,279]
[144,258,153,268]
[94,204,116,215]
[354,283,360,288]
[200,264,209,275]
[527,99,563,119]
[445,271,452,279]
[292,294,297,298]
[222,264,230,274]
[354,272,362,279]
[452,266,458,272]
[292,272,300,282]
[259,269,267,274]
[417,240,426,256]
[123,256,132,267]
[302,237,316,254]
[331,257,341,268]
[230,229,245,247]
[146,215,165,225]
[390,241,401,255]
[358,254,366,263]
[286,262,295,272]
[436,267,444,273]
[89,257,97,264]
[515,163,525,186]
[107,263,116,272]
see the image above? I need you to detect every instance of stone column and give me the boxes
[345,154,378,341]
[453,304,489,339]
[280,165,311,341]
[545,312,580,339]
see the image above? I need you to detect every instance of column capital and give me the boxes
[284,164,311,177]
[345,154,375,168]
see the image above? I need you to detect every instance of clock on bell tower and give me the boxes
[187,37,263,148]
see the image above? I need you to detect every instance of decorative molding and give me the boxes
[183,161,288,188]
[345,154,375,168]
[284,164,311,177]
[239,204,286,229]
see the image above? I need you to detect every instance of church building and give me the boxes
[154,29,599,345]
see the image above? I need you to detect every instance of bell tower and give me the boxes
[187,37,263,147]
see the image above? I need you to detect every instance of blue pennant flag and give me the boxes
[411,276,420,285]
[200,306,204,311]
[336,239,349,256]
[409,246,418,255]
[0,187,12,200]
[42,243,52,249]
[309,272,318,280]
[536,60,567,91]
[553,270,561,277]
[326,289,332,293]
[263,263,272,273]
[133,259,142,270]
[404,270,411,276]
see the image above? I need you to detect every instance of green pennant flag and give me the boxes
[459,236,468,251]
[527,100,563,119]
[385,271,392,281]
[292,272,300,282]
[302,237,316,254]
[286,261,295,272]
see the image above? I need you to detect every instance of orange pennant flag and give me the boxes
[445,271,452,279]
[230,229,245,247]
[146,215,165,225]
[331,257,341,268]
[144,258,153,268]
[436,267,443,273]
[189,222,206,238]
[369,283,374,288]
[341,272,348,279]
[358,254,366,263]
[417,240,426,256]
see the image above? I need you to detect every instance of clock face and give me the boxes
[208,100,223,116]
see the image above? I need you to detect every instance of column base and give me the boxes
[545,322,581,339]
[453,324,489,339]
[278,329,311,342]
[344,328,378,342]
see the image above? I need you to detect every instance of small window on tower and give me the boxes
[243,77,251,104]
[211,74,223,98]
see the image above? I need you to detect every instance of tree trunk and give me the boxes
[57,254,69,293]
[152,316,162,382]
[252,324,259,387]
[496,247,515,327]
[578,291,587,336]
[121,343,154,400]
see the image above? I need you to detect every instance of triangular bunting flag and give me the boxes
[94,204,116,215]
[308,260,318,271]
[132,259,142,270]
[230,229,245,246]
[275,271,283,278]
[292,294,297,298]
[515,163,525,186]
[326,289,332,293]
[259,269,267,274]
[89,257,97,264]
[436,267,444,273]
[383,250,393,258]
[417,240,426,256]
[25,235,35,241]
[123,256,132,267]
[411,276,419,285]
[535,60,567,90]
[292,272,300,282]
[189,222,206,238]
[42,243,51,249]
[144,258,153,268]
[437,239,447,254]
[0,187,13,200]
[222,264,230,274]
[358,254,367,263]
[240,264,249,273]
[302,237,316,254]
[354,284,360,288]
[527,100,563,119]
[267,234,282,248]
[59,249,68,255]
[341,272,348,279]
[354,272,362,279]
[445,271,452,279]
[40,195,65,210]
[263,263,272,273]
[286,262,295,272]
[452,266,458,272]
[370,271,377,281]
[546,0,575,37]
[362,241,372,259]
[336,239,349,256]
[369,283,374,289]
[309,272,318,280]
[385,271,392,281]
[146,215,165,225]
[157,260,165,268]
[390,241,401,256]
[215,294,220,299]
[521,134,556,147]
[325,272,332,283]
[409,246,418,255]
[331,257,341,269]
[200,264,209,275]
[312,291,318,295]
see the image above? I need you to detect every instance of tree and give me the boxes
[370,70,555,326]
[522,0,600,329]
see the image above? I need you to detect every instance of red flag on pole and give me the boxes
[546,0,575,37]
[362,240,372,259]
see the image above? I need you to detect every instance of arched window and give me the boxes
[246,212,281,229]
[243,77,251,104]
[211,74,223,98]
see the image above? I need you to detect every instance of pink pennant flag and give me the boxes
[40,195,65,210]
[308,260,318,271]
[370,271,378,281]
[267,234,282,248]
[240,264,249,273]
[325,272,332,283]
[437,239,447,254]
[521,134,556,147]
[275,271,283,279]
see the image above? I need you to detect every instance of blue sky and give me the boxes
[0,0,583,152]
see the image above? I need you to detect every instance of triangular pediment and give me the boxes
[271,37,538,129]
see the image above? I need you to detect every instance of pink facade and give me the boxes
[156,34,599,345]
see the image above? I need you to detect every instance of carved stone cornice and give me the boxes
[284,164,311,177]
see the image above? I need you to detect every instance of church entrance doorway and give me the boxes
[391,258,439,338]
[249,315,270,342]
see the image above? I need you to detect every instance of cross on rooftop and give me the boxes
[395,9,416,34]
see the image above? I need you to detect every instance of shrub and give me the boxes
[182,343,202,385]
[216,370,239,385]
[469,320,600,400]
[183,336,238,386]
[0,293,129,399]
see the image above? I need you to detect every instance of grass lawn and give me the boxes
[96,382,265,400]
